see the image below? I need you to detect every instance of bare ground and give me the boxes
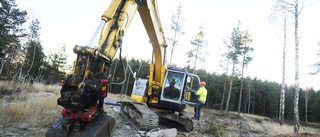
[1,88,320,137]
[106,93,320,137]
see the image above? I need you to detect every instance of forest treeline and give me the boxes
[0,0,67,84]
[109,57,320,123]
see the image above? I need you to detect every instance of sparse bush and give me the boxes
[205,121,224,136]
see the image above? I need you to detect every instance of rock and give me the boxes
[146,128,160,137]
[19,123,28,129]
[162,128,177,137]
[177,132,189,137]
[243,116,249,121]
[124,125,131,129]
[138,130,147,136]
[189,131,204,137]
[146,128,177,137]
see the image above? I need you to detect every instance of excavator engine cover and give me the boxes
[46,114,115,137]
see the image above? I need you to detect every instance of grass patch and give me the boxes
[0,81,62,136]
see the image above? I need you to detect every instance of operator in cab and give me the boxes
[193,82,207,120]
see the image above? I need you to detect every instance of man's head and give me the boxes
[200,82,206,87]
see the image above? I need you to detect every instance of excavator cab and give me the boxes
[159,68,200,111]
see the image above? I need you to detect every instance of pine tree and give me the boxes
[48,45,67,84]
[186,24,207,74]
[224,21,245,114]
[237,27,253,115]
[168,3,185,66]
[0,0,27,77]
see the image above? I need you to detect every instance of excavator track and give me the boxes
[178,110,205,132]
[120,101,159,131]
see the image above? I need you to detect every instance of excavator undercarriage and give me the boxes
[120,101,205,132]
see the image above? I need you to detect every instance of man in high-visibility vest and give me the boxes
[193,81,207,120]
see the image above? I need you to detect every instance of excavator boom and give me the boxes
[47,0,168,136]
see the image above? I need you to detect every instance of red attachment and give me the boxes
[100,79,107,98]
[61,105,98,121]
[61,108,67,117]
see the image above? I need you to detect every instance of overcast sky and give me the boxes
[16,0,320,90]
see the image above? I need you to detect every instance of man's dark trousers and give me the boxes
[194,101,203,118]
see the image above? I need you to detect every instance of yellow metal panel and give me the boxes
[131,94,147,102]
[101,0,122,21]
[186,92,190,101]
[148,63,155,96]
[99,0,138,61]
[138,0,166,84]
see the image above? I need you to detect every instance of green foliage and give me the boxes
[0,0,27,58]
[0,8,67,84]
[47,45,67,83]
[206,122,224,136]
[224,21,252,63]
[22,19,45,82]
[107,56,320,122]
[24,41,45,79]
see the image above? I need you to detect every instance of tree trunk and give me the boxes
[247,81,251,114]
[275,92,278,118]
[263,94,266,115]
[0,60,5,75]
[169,4,182,66]
[293,0,300,133]
[220,59,229,112]
[279,17,287,126]
[244,79,250,113]
[11,70,20,83]
[22,45,37,85]
[18,55,27,82]
[225,58,236,114]
[192,43,200,74]
[305,90,308,123]
[252,92,255,114]
[238,61,245,115]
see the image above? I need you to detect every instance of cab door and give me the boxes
[183,73,201,106]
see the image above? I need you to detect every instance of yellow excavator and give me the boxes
[46,0,202,136]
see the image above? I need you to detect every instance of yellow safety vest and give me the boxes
[196,86,207,103]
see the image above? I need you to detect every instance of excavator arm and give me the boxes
[71,0,166,96]
[50,0,167,135]
[98,0,167,86]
